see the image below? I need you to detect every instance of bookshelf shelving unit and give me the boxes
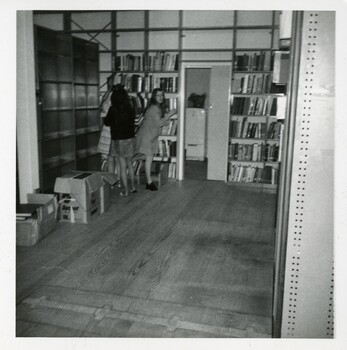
[35,26,101,193]
[227,17,285,190]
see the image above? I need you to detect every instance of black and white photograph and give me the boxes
[1,0,347,349]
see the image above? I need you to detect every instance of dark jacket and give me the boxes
[104,105,135,140]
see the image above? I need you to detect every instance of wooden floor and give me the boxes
[16,178,277,338]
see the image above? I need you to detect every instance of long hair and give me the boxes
[146,88,166,117]
[110,84,134,121]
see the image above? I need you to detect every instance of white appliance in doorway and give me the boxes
[185,108,206,161]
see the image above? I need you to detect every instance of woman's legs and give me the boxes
[126,157,136,191]
[145,154,154,184]
[118,156,128,195]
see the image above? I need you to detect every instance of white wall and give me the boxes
[17,11,40,202]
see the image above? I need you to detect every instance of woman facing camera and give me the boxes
[136,88,176,191]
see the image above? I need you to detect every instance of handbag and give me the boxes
[97,125,111,155]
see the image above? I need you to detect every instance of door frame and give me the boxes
[178,61,232,180]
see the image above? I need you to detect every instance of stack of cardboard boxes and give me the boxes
[54,171,118,223]
[16,171,118,246]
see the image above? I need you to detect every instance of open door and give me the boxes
[178,63,231,181]
[206,65,232,181]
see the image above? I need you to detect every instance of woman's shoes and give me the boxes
[120,190,128,197]
[146,182,158,191]
[130,188,137,194]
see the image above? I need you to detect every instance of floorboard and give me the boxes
[16,178,277,338]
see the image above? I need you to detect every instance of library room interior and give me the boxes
[14,9,335,340]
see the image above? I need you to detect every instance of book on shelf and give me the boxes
[231,97,270,116]
[234,51,273,72]
[148,52,178,72]
[228,164,278,184]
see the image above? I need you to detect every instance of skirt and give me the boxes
[109,138,136,158]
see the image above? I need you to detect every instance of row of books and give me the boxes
[228,164,278,185]
[231,96,276,116]
[232,74,272,94]
[156,140,177,158]
[234,52,273,72]
[230,120,267,139]
[114,52,178,72]
[160,119,178,136]
[229,142,280,162]
[114,74,178,93]
[230,119,283,139]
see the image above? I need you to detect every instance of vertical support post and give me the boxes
[17,11,39,202]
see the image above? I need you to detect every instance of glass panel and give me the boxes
[182,30,233,49]
[99,52,112,72]
[42,139,60,168]
[57,34,72,56]
[42,111,59,139]
[183,10,234,27]
[34,14,63,31]
[60,137,75,163]
[73,38,85,59]
[38,53,57,81]
[74,59,86,83]
[87,110,101,130]
[75,110,87,133]
[237,11,273,25]
[86,42,99,61]
[59,84,73,109]
[86,154,101,171]
[181,51,232,61]
[116,11,144,28]
[41,83,58,109]
[236,29,272,49]
[148,31,179,50]
[87,86,99,108]
[87,133,100,155]
[71,11,111,30]
[89,33,111,51]
[149,10,179,28]
[86,61,99,84]
[60,111,74,137]
[76,134,88,159]
[74,85,87,108]
[57,56,73,82]
[117,32,145,50]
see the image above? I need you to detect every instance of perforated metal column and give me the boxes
[281,11,334,338]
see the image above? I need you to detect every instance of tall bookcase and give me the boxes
[228,52,286,189]
[35,25,101,193]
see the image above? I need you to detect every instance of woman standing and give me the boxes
[104,84,137,197]
[136,88,176,191]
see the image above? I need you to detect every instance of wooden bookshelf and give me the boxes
[228,48,287,189]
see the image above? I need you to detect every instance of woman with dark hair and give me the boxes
[104,84,137,197]
[136,88,176,191]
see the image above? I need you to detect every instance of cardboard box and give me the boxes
[54,171,103,223]
[16,194,58,246]
[97,172,118,213]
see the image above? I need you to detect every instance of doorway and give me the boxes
[178,62,232,181]
[184,68,210,180]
